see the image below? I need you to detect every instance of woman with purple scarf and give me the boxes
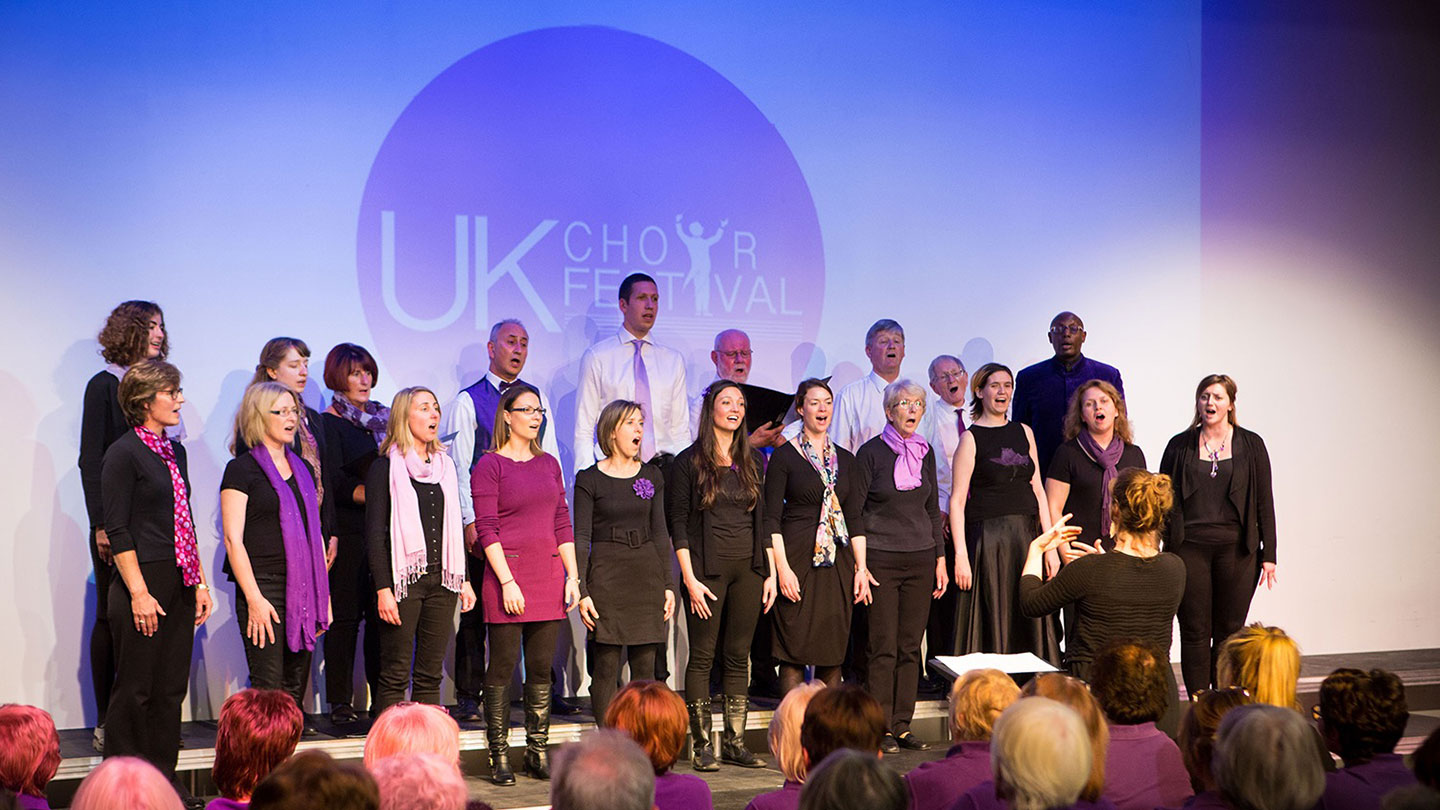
[855,379,948,754]
[1044,380,1146,556]
[221,382,332,711]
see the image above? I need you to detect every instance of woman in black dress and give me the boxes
[1044,380,1146,554]
[669,381,776,771]
[949,363,1059,663]
[319,342,388,724]
[78,300,168,751]
[574,399,676,726]
[764,378,868,693]
[220,382,332,709]
[1159,374,1277,696]
[101,359,214,780]
[857,379,948,753]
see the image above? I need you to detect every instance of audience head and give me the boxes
[1415,726,1440,789]
[323,342,380,402]
[119,359,184,428]
[990,697,1092,810]
[1191,373,1239,429]
[798,748,906,810]
[882,378,927,436]
[801,684,886,767]
[927,354,968,407]
[99,300,168,365]
[770,681,826,783]
[1383,785,1440,810]
[371,753,466,810]
[212,689,304,801]
[251,336,311,391]
[1020,673,1107,801]
[364,701,461,768]
[70,756,182,810]
[863,319,905,378]
[487,319,529,381]
[712,329,753,383]
[1176,687,1253,792]
[1090,641,1171,725]
[969,362,1014,422]
[491,383,544,455]
[1213,704,1324,810]
[603,680,688,776]
[1216,623,1301,710]
[232,381,301,455]
[1109,469,1173,543]
[0,704,60,798]
[249,750,379,810]
[948,668,1020,742]
[1048,311,1086,362]
[1318,667,1409,764]
[1063,379,1132,444]
[381,386,443,457]
[618,272,659,336]
[551,730,655,810]
[596,399,645,460]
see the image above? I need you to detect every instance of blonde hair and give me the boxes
[1216,624,1301,710]
[71,757,183,810]
[378,387,443,457]
[1021,674,1108,801]
[596,400,644,460]
[364,703,460,768]
[769,682,825,782]
[1111,469,1174,542]
[950,669,1021,742]
[1062,380,1133,444]
[991,698,1092,810]
[232,383,298,455]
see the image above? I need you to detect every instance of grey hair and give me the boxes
[882,379,927,413]
[1213,704,1325,810]
[713,328,749,351]
[488,318,527,344]
[990,698,1091,810]
[865,319,904,345]
[551,730,655,810]
[371,753,466,810]
[798,749,906,810]
[928,355,966,379]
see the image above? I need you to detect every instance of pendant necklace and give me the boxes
[1203,434,1227,478]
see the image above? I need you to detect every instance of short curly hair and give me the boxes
[1090,641,1171,725]
[1319,668,1409,763]
[98,300,167,366]
[118,360,182,427]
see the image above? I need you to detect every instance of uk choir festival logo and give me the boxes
[356,26,825,383]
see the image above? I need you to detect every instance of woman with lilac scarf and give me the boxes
[1044,380,1146,557]
[221,382,332,713]
[855,379,949,754]
[365,387,477,717]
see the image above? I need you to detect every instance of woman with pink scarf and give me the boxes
[365,387,477,716]
[855,379,949,754]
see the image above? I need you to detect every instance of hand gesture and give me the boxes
[502,580,526,616]
[578,596,600,631]
[377,588,402,625]
[954,556,973,591]
[246,595,279,647]
[663,589,676,622]
[459,581,477,612]
[1259,562,1278,590]
[685,577,717,619]
[1061,539,1104,564]
[761,576,777,613]
[1031,515,1083,554]
[932,558,950,598]
[854,567,878,605]
[564,578,581,613]
[195,587,214,627]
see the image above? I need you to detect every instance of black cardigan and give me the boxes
[1159,425,1277,564]
[79,370,129,530]
[235,405,338,539]
[664,444,769,579]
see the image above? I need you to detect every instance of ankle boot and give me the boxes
[484,687,515,786]
[686,697,719,771]
[720,694,765,767]
[522,683,552,780]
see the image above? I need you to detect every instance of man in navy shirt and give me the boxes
[1013,311,1124,476]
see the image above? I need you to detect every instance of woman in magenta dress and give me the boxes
[472,384,580,785]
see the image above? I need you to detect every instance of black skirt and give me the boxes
[771,543,855,667]
[956,513,1060,665]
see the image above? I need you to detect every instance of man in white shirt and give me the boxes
[440,318,559,720]
[831,318,906,454]
[919,353,968,690]
[689,329,786,448]
[574,273,689,476]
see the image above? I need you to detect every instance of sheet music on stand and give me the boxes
[929,653,1060,681]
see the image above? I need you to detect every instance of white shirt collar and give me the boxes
[619,326,651,345]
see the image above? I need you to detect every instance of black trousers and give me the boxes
[105,561,195,781]
[453,552,487,701]
[865,549,935,735]
[374,572,458,714]
[1176,541,1259,695]
[324,530,380,710]
[235,571,312,708]
[684,557,763,699]
[89,526,116,721]
[924,529,959,674]
[486,621,560,688]
[591,642,661,725]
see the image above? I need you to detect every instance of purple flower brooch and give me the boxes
[633,478,656,500]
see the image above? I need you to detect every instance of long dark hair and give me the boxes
[693,381,760,510]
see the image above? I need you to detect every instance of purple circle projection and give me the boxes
[356,26,824,384]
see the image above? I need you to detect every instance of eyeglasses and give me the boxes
[268,407,300,417]
[158,388,184,398]
[508,406,547,416]
[1050,325,1084,336]
[894,399,925,411]
[932,371,966,382]
[717,350,753,360]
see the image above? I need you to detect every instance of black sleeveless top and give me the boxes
[966,421,1038,522]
